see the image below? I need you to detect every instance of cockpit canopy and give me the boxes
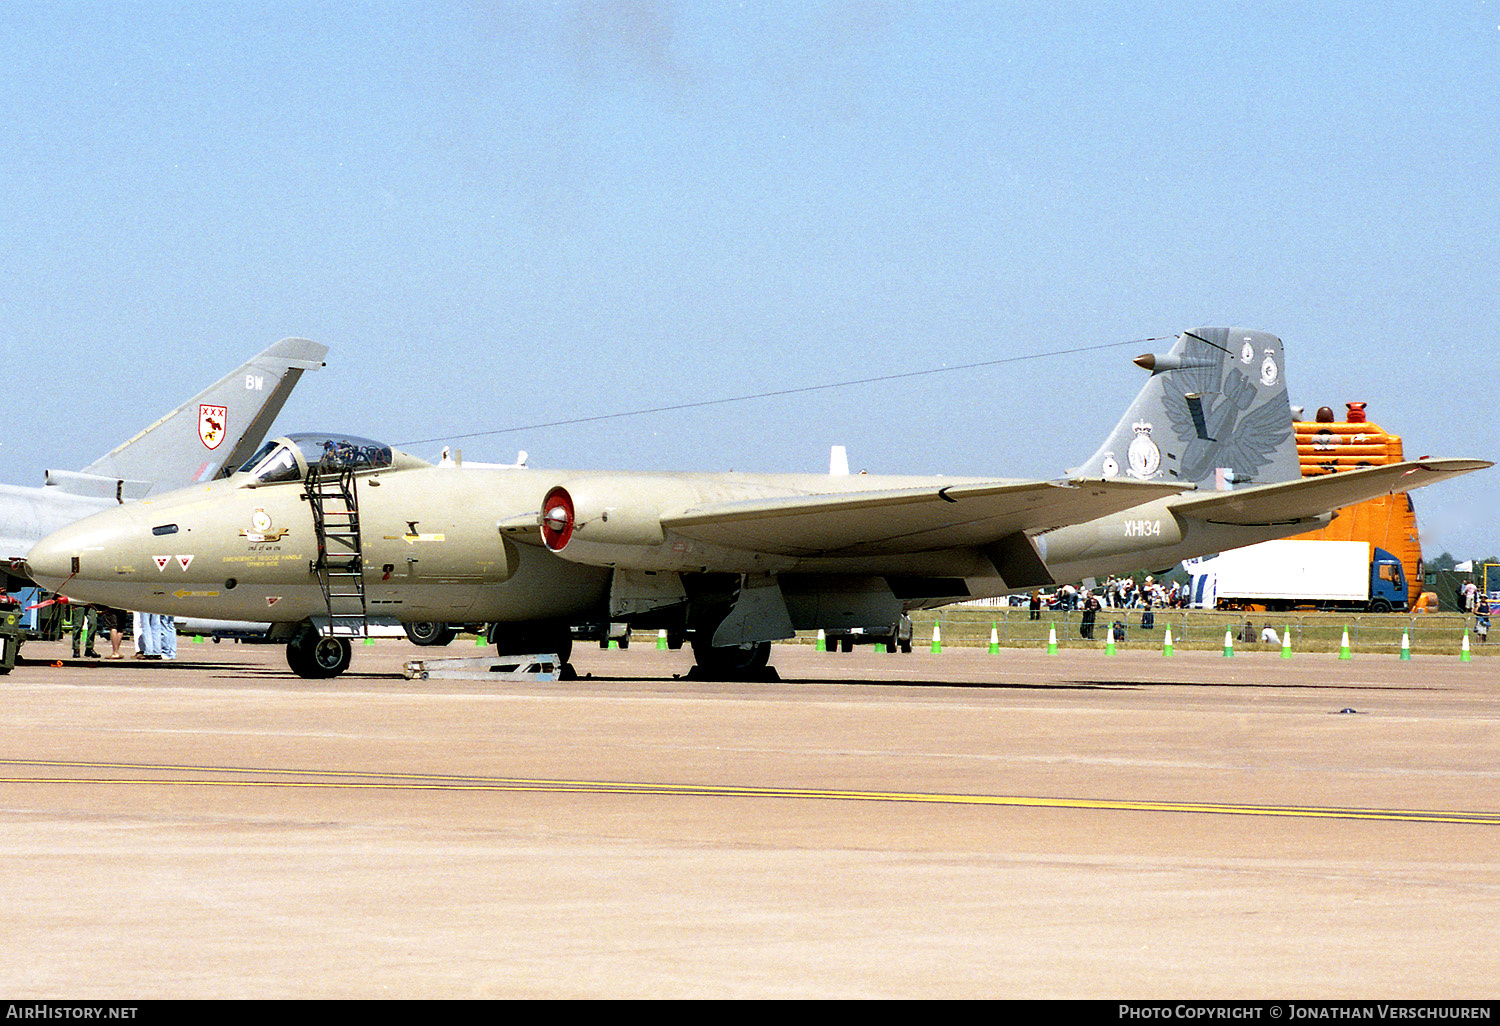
[237,433,396,485]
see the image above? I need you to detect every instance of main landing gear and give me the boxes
[490,621,576,679]
[687,635,774,681]
[403,621,458,646]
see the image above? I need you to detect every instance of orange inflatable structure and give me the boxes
[1289,403,1422,607]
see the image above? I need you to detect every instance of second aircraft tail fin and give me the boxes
[1074,327,1300,492]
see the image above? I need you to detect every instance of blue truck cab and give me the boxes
[1370,547,1408,613]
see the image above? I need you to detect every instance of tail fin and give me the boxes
[76,338,328,494]
[1076,327,1300,491]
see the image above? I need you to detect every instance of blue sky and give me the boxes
[3,2,1496,556]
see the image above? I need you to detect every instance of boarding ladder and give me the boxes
[305,464,368,638]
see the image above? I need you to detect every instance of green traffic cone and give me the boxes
[988,624,1000,655]
[1338,627,1352,660]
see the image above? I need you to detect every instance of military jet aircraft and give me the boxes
[23,328,1489,679]
[2,337,328,590]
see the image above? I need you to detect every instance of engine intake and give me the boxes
[540,487,575,551]
[537,477,690,558]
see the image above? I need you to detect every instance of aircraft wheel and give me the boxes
[404,621,457,646]
[287,631,352,679]
[492,622,573,665]
[690,636,771,679]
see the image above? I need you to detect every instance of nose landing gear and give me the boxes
[286,624,353,679]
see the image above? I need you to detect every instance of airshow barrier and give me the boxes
[813,608,1491,656]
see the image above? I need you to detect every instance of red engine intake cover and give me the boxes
[540,487,575,551]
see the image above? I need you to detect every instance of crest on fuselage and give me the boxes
[240,508,289,543]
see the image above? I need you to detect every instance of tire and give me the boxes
[1368,600,1392,614]
[493,622,573,665]
[286,628,352,679]
[404,621,457,646]
[690,636,772,679]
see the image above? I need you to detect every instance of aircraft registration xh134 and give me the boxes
[23,328,1489,679]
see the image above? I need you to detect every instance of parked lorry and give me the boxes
[1186,540,1408,613]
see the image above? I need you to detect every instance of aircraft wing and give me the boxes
[77,338,328,493]
[1169,458,1493,525]
[660,478,1192,556]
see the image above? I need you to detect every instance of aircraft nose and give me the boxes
[25,504,145,594]
[25,523,86,590]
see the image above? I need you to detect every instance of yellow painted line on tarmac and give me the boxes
[2,758,1497,825]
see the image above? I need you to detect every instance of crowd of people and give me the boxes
[1025,575,1187,620]
[1019,575,1187,642]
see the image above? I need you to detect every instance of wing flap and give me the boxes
[1170,458,1492,525]
[661,478,1191,556]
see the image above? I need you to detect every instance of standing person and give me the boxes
[133,611,161,660]
[157,614,178,660]
[1029,589,1042,621]
[71,604,99,659]
[1476,596,1490,644]
[1080,590,1100,640]
[98,607,124,659]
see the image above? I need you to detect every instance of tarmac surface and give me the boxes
[2,637,1497,999]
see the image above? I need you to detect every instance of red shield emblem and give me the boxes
[199,405,228,450]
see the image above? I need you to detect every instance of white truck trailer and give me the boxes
[1186,540,1409,613]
